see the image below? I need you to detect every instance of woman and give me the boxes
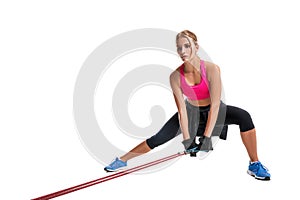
[104,30,270,181]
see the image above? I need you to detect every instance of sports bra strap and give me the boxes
[200,60,209,88]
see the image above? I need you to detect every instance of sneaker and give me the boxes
[104,157,127,172]
[247,161,271,180]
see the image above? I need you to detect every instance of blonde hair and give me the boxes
[176,30,198,45]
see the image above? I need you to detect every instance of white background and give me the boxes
[1,0,300,199]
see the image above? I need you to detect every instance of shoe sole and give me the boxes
[104,166,127,173]
[247,170,271,181]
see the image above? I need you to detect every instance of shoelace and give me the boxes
[109,158,119,168]
[255,162,269,172]
[110,158,126,168]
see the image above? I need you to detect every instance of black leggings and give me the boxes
[146,101,255,149]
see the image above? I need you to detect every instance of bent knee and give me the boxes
[239,109,255,132]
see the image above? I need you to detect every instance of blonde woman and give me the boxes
[104,30,270,181]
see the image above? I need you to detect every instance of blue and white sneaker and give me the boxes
[104,157,127,172]
[247,161,271,180]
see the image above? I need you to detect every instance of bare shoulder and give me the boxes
[204,60,220,72]
[170,66,181,81]
[203,61,221,81]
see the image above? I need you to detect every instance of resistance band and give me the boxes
[32,151,186,200]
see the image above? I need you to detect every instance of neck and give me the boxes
[184,56,201,72]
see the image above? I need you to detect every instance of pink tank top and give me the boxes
[180,60,210,100]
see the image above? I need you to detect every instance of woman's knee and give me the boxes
[241,128,256,134]
[145,113,180,149]
[146,128,180,149]
[226,105,255,132]
[239,109,255,132]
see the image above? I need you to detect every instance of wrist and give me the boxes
[182,138,194,150]
[199,135,209,144]
[183,135,190,140]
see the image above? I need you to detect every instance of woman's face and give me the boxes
[176,36,198,62]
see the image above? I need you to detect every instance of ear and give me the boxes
[195,42,199,50]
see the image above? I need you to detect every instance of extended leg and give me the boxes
[104,112,181,172]
[120,141,151,162]
[121,112,181,161]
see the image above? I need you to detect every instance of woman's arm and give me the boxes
[169,71,190,140]
[204,63,222,137]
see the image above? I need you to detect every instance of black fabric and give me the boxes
[146,101,254,149]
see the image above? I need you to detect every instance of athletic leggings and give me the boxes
[146,101,255,149]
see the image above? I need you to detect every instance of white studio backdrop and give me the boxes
[0,0,299,199]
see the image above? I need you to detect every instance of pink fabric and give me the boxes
[180,60,210,100]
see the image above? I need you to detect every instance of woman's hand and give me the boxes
[182,138,198,157]
[198,136,213,152]
[182,136,214,157]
